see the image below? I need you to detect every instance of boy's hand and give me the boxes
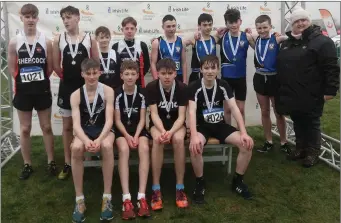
[240,133,254,151]
[217,27,228,38]
[189,134,203,155]
[125,134,136,149]
[244,28,252,34]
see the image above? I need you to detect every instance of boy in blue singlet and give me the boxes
[251,15,289,153]
[219,9,255,124]
[151,14,187,84]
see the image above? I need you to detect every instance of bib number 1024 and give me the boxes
[20,66,45,83]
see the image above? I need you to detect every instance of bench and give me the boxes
[83,137,233,175]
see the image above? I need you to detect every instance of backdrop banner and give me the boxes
[6,2,280,135]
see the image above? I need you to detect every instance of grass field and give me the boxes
[1,95,340,223]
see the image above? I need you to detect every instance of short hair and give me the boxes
[255,15,272,25]
[20,4,39,17]
[224,9,241,23]
[122,17,137,27]
[198,13,213,26]
[60,6,80,17]
[81,58,100,72]
[156,58,176,71]
[162,14,176,24]
[120,60,139,73]
[95,26,111,37]
[200,55,219,68]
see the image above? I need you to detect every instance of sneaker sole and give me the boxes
[137,213,151,218]
[257,149,269,153]
[121,216,136,220]
[72,218,85,223]
[100,216,114,221]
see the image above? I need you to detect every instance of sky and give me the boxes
[305,1,340,25]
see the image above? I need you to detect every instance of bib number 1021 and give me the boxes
[20,66,45,83]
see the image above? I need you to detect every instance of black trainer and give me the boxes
[193,178,205,204]
[47,161,58,176]
[232,179,252,200]
[19,164,33,180]
[257,141,273,153]
[280,143,291,153]
[302,148,320,167]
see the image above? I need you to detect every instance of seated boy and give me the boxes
[114,60,151,219]
[69,58,115,222]
[188,55,254,203]
[146,58,189,210]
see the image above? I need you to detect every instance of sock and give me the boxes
[176,184,184,190]
[152,184,160,191]
[281,142,287,146]
[137,192,145,200]
[196,176,204,185]
[122,193,131,202]
[76,195,85,202]
[267,140,273,144]
[234,172,244,184]
[103,194,112,200]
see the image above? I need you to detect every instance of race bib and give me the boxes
[203,108,224,124]
[175,61,180,70]
[20,66,45,83]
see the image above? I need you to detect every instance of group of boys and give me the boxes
[9,3,290,222]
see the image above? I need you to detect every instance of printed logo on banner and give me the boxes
[202,2,214,14]
[142,3,155,21]
[226,4,248,13]
[45,8,60,17]
[138,26,160,34]
[80,5,94,22]
[175,24,184,35]
[112,25,123,36]
[168,5,190,16]
[107,7,129,17]
[51,26,60,42]
[260,2,271,15]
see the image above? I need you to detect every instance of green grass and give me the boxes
[1,96,339,223]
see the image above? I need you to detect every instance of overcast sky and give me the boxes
[305,2,340,24]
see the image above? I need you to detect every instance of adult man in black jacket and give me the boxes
[275,7,339,167]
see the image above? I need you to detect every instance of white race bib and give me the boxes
[20,66,45,83]
[203,108,224,124]
[175,61,180,71]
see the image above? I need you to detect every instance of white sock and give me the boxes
[103,194,112,200]
[122,193,131,202]
[267,140,273,144]
[281,142,287,145]
[137,192,145,200]
[76,195,85,202]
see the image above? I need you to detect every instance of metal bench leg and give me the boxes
[227,146,232,175]
[222,146,226,165]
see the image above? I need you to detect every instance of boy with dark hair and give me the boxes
[114,60,151,219]
[95,26,121,89]
[53,5,99,180]
[70,58,115,223]
[251,15,289,153]
[220,8,255,124]
[146,58,189,210]
[151,15,187,83]
[8,3,57,179]
[112,17,150,88]
[188,55,254,203]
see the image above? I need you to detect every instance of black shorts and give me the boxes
[253,73,278,96]
[13,92,52,111]
[83,125,115,141]
[197,123,237,144]
[57,80,81,110]
[189,71,202,84]
[222,77,247,101]
[149,119,175,132]
[115,128,151,139]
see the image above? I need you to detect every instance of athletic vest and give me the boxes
[79,83,105,128]
[254,34,279,73]
[59,32,91,85]
[15,32,49,94]
[158,36,183,76]
[99,49,119,88]
[192,36,217,73]
[221,32,249,78]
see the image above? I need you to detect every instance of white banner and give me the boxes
[7,2,281,135]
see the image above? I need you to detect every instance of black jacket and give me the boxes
[275,25,339,117]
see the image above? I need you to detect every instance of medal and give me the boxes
[83,83,102,125]
[159,80,175,120]
[233,57,237,61]
[98,43,111,73]
[123,84,137,126]
[228,31,241,63]
[67,32,79,66]
[201,79,217,113]
[255,34,271,68]
[21,30,40,59]
[164,36,175,58]
[201,36,213,56]
[122,40,137,61]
